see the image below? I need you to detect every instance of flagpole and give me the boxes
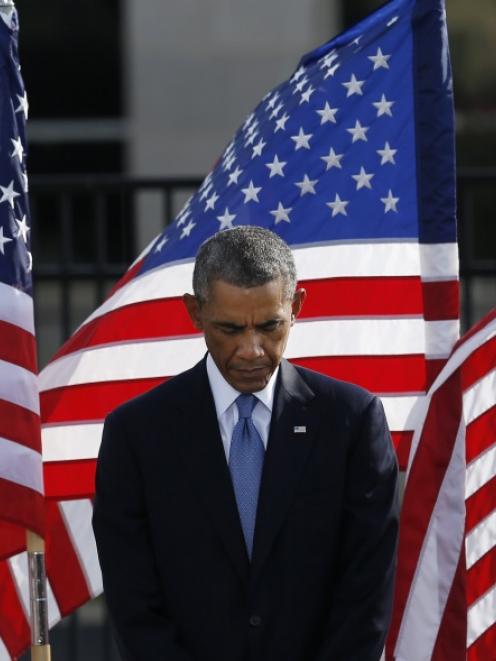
[26,531,51,661]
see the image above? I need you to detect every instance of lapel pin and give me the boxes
[293,426,306,434]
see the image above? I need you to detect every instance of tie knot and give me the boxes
[235,394,257,419]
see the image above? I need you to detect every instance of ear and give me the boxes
[290,287,306,324]
[183,293,204,330]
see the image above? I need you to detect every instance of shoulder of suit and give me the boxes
[289,361,375,407]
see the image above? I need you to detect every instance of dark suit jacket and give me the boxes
[92,357,399,661]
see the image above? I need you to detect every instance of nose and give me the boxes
[236,331,264,361]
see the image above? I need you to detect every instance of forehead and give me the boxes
[205,278,288,315]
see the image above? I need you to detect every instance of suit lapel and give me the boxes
[177,360,249,583]
[251,360,316,580]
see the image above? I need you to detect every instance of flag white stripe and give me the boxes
[59,500,102,597]
[0,436,43,493]
[0,360,39,414]
[8,553,61,627]
[463,370,496,426]
[0,281,35,334]
[466,444,496,500]
[467,584,496,647]
[80,242,458,330]
[0,637,10,661]
[40,318,450,392]
[42,423,103,461]
[465,509,496,569]
[394,418,466,660]
[418,243,459,282]
[41,394,423,462]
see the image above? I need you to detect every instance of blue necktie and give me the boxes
[229,394,265,558]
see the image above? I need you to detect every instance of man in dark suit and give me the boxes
[93,226,399,661]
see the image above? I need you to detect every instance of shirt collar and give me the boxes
[206,353,279,418]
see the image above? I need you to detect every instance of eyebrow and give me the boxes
[213,318,282,331]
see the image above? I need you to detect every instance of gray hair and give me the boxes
[193,226,297,304]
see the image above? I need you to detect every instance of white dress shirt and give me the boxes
[206,353,279,462]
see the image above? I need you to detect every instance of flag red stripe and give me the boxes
[392,430,414,471]
[461,336,496,392]
[45,500,92,615]
[466,546,496,607]
[466,476,496,533]
[426,357,447,388]
[467,620,496,661]
[41,377,168,423]
[44,460,97,500]
[387,369,462,655]
[0,399,41,452]
[466,407,496,464]
[422,280,459,321]
[41,355,432,426]
[51,276,455,361]
[0,478,44,538]
[0,320,37,372]
[0,521,25,561]
[291,355,430,392]
[431,546,467,661]
[453,308,496,355]
[0,562,30,659]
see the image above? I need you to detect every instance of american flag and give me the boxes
[388,308,496,660]
[0,0,460,657]
[0,6,46,658]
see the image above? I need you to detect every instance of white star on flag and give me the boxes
[265,154,286,178]
[241,181,262,203]
[252,138,266,158]
[228,167,243,186]
[377,142,397,165]
[205,192,219,211]
[381,189,399,212]
[266,92,279,110]
[274,113,290,132]
[14,91,28,118]
[368,47,391,70]
[270,202,292,224]
[352,167,374,190]
[293,76,308,93]
[373,94,394,117]
[320,51,338,69]
[346,120,369,143]
[180,219,196,238]
[326,194,349,217]
[291,128,312,150]
[290,66,305,82]
[316,102,338,125]
[216,207,236,229]
[270,102,284,120]
[0,226,12,254]
[321,147,344,170]
[154,236,168,253]
[0,180,20,208]
[324,63,340,79]
[342,74,365,97]
[15,215,30,242]
[10,137,24,161]
[300,86,315,104]
[295,174,317,196]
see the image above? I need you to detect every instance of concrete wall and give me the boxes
[124,0,340,177]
